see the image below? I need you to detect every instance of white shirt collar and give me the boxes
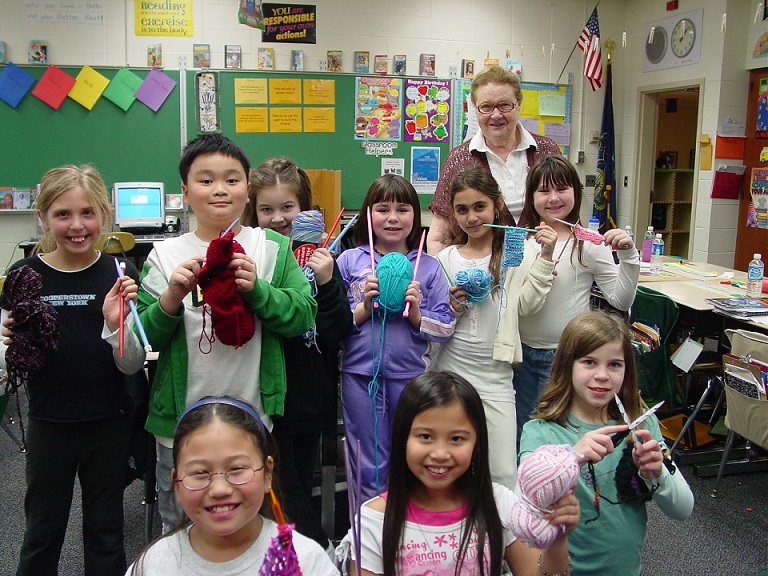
[469,122,538,154]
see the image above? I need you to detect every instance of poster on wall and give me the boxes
[403,78,450,143]
[354,76,402,141]
[747,167,768,229]
[756,90,768,138]
[134,0,193,36]
[410,147,440,194]
[261,4,317,43]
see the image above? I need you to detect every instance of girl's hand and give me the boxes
[230,252,258,293]
[603,228,635,251]
[534,222,558,261]
[306,248,334,286]
[448,284,467,314]
[573,424,628,464]
[404,280,422,326]
[542,489,580,536]
[362,274,380,312]
[161,257,204,314]
[2,312,14,346]
[632,428,664,480]
[103,276,138,333]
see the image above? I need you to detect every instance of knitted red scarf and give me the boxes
[197,231,255,349]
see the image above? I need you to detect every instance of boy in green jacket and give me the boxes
[137,135,316,531]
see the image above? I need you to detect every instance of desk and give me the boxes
[20,235,176,259]
[638,258,748,284]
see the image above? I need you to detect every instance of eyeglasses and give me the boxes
[476,102,518,114]
[174,465,264,491]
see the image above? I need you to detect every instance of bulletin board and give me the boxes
[0,65,182,193]
[185,69,452,209]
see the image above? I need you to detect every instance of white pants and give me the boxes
[482,397,518,490]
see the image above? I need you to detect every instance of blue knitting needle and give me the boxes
[221,217,240,237]
[483,223,539,234]
[114,259,152,353]
[328,213,359,253]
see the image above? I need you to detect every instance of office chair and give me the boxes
[102,232,136,259]
[711,329,768,496]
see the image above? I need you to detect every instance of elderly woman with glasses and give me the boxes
[427,65,561,255]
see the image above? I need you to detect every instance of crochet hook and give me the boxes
[328,213,359,253]
[483,223,539,234]
[610,401,665,446]
[113,259,152,353]
[403,229,426,318]
[319,207,345,249]
[119,262,125,359]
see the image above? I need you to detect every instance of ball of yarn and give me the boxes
[198,231,255,349]
[290,209,325,244]
[375,252,413,318]
[455,268,493,305]
[509,444,579,548]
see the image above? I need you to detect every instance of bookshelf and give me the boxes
[651,169,694,258]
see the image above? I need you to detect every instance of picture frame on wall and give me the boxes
[667,151,678,169]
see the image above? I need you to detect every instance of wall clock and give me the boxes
[645,26,668,64]
[671,17,696,58]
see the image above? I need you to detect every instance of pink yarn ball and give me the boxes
[510,444,579,548]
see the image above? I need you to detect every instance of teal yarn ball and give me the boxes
[375,252,413,317]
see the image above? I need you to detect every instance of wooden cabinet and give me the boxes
[651,169,694,258]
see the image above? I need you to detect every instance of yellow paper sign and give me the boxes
[235,78,268,104]
[235,107,269,133]
[304,79,335,105]
[303,107,335,132]
[270,108,302,132]
[269,79,301,104]
[68,66,110,110]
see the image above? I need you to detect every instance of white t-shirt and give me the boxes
[126,518,339,576]
[432,247,514,402]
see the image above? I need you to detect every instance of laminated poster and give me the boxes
[410,147,440,194]
[135,68,177,112]
[747,167,768,229]
[31,65,76,110]
[354,76,402,141]
[403,78,450,143]
[0,63,36,108]
[68,65,110,110]
[102,67,143,111]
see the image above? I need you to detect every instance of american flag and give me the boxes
[577,8,603,91]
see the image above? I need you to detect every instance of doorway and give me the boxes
[633,82,703,259]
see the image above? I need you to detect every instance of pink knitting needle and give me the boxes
[118,262,125,359]
[319,207,345,249]
[402,229,426,318]
[367,206,378,309]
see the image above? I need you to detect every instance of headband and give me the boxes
[178,396,268,440]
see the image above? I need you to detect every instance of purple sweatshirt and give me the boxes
[337,245,455,378]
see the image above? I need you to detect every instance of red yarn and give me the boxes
[197,231,255,349]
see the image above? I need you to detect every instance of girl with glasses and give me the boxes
[126,396,339,575]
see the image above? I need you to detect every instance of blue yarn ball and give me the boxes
[375,252,413,317]
[455,268,493,305]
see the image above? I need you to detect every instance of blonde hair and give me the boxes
[34,165,112,255]
[470,65,523,105]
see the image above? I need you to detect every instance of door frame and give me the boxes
[632,79,704,259]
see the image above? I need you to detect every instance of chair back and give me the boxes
[630,286,680,402]
[102,232,136,259]
[722,329,768,450]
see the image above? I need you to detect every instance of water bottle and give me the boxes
[641,226,654,263]
[588,216,600,232]
[624,225,634,245]
[650,234,664,276]
[746,253,764,298]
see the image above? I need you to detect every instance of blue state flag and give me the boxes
[593,60,616,232]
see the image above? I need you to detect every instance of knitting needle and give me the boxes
[552,225,576,270]
[551,217,576,228]
[367,206,378,309]
[113,259,152,353]
[482,223,539,234]
[328,213,359,253]
[403,229,427,318]
[220,217,240,237]
[319,207,345,249]
[610,401,665,446]
[119,262,125,359]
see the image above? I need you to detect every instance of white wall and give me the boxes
[0,0,759,268]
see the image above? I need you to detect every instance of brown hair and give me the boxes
[353,174,423,251]
[533,310,645,427]
[242,157,312,226]
[34,165,112,255]
[471,65,523,105]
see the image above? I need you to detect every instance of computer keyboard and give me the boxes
[134,234,173,241]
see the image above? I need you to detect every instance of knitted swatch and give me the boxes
[258,522,303,575]
[0,265,58,392]
[197,231,255,349]
[574,224,604,245]
[510,444,579,548]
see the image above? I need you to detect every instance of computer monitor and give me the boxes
[112,182,165,234]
